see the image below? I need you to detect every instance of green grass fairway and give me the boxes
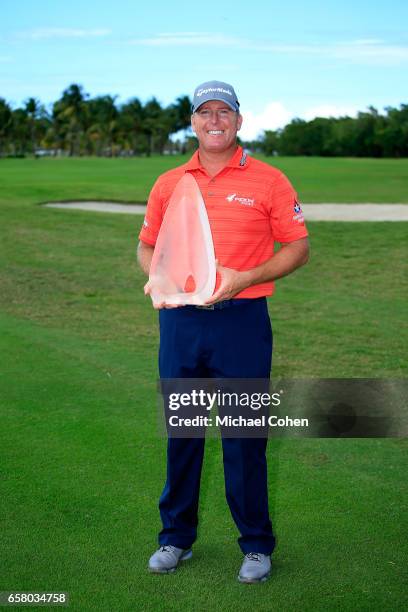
[1,157,407,611]
[0,155,408,204]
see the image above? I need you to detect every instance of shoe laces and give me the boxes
[159,545,174,553]
[246,552,262,562]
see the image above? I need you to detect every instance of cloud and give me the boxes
[240,103,292,140]
[131,32,240,47]
[240,102,362,140]
[254,39,408,65]
[351,39,385,45]
[18,28,111,40]
[302,104,360,121]
[132,32,408,65]
[331,39,408,64]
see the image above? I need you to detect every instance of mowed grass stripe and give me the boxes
[1,155,408,204]
[1,325,406,610]
[1,157,407,611]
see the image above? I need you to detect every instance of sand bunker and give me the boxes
[43,201,408,221]
[44,201,147,214]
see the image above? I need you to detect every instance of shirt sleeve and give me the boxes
[268,170,308,243]
[138,178,163,246]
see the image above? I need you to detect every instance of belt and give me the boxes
[190,298,259,310]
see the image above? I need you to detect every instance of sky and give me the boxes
[1,0,407,140]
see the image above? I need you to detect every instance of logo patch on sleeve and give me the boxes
[143,217,149,228]
[292,200,304,224]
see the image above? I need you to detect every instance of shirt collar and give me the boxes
[184,145,249,173]
[184,149,201,171]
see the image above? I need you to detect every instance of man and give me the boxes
[138,80,309,583]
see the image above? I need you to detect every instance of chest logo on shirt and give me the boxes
[226,193,255,206]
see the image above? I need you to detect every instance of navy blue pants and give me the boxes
[157,298,275,555]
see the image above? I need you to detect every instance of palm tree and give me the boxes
[166,95,193,153]
[119,98,146,155]
[24,97,40,154]
[53,84,88,155]
[170,95,192,131]
[0,98,12,156]
[143,98,166,156]
[10,108,30,155]
[86,95,118,156]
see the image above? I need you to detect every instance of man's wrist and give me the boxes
[240,269,255,291]
[241,265,276,289]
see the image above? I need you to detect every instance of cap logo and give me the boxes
[196,87,233,97]
[192,81,239,113]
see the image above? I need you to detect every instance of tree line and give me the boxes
[248,106,408,158]
[0,84,193,157]
[0,84,407,158]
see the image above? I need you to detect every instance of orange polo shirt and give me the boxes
[139,146,308,299]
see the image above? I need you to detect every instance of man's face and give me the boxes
[191,100,243,154]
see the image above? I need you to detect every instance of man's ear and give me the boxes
[237,113,243,131]
[191,114,196,133]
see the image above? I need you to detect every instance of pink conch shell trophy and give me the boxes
[147,173,216,306]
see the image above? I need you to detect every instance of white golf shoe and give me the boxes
[238,552,271,583]
[148,545,192,574]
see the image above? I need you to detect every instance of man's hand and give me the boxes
[205,261,250,305]
[205,237,310,305]
[138,241,181,309]
[144,279,181,309]
[139,237,310,307]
